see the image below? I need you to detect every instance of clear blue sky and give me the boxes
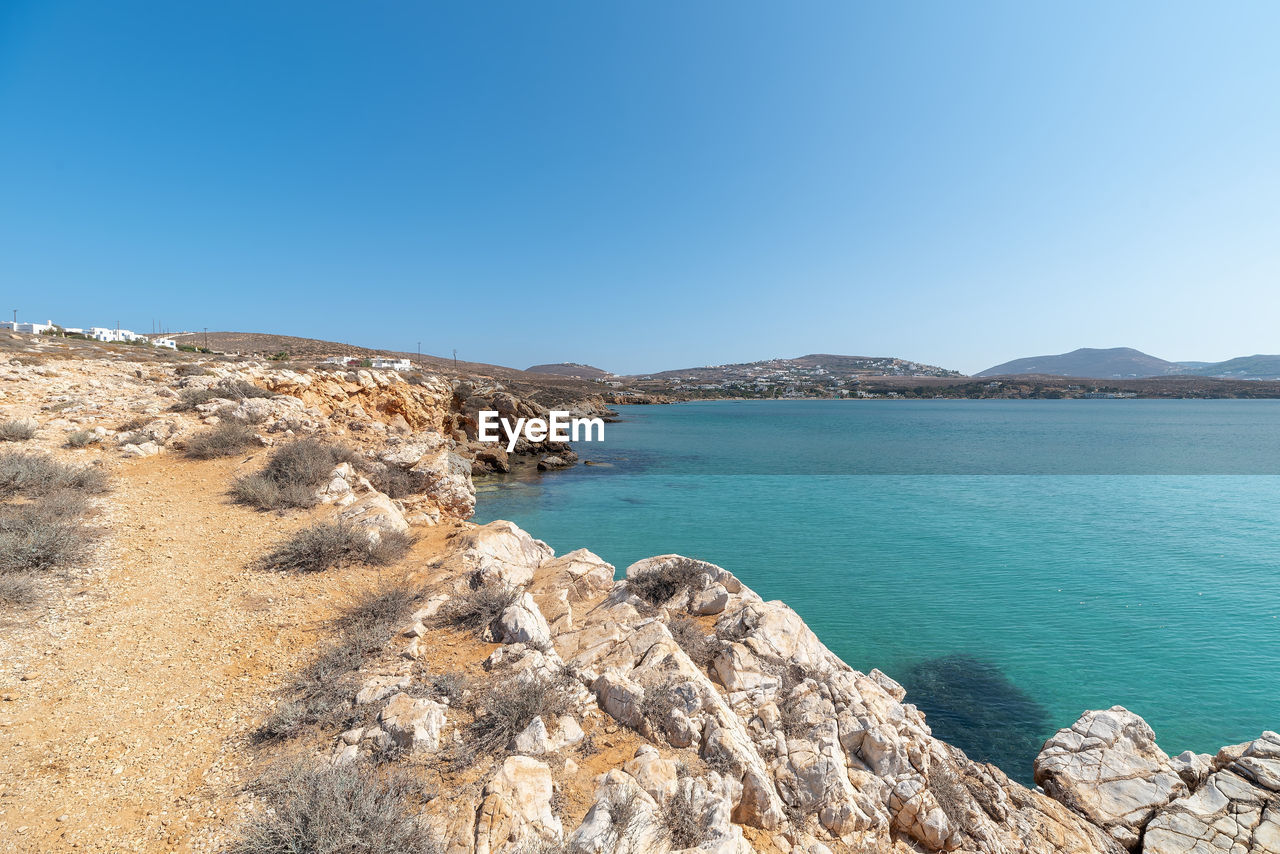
[2,2,1277,375]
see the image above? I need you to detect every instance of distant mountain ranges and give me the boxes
[976,347,1280,380]
[164,332,1280,388]
[532,348,1280,385]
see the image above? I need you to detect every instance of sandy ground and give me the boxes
[0,451,457,853]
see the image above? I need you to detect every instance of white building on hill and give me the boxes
[370,357,413,371]
[0,319,57,335]
[89,327,148,343]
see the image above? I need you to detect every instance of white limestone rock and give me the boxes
[1034,706,1188,847]
[378,693,447,753]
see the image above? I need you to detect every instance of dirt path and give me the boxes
[0,453,452,852]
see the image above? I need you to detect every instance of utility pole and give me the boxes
[417,341,421,367]
[453,348,457,370]
[204,327,208,350]
[11,310,16,323]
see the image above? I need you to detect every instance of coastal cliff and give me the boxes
[0,351,1274,853]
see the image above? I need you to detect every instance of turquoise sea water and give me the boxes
[474,400,1280,782]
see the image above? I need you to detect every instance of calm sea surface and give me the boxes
[474,400,1280,781]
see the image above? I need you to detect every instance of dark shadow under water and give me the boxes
[896,654,1051,785]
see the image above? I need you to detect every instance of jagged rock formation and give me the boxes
[326,523,1126,854]
[1034,707,1189,847]
[1036,713,1279,854]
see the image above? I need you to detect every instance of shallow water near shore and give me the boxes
[474,400,1280,783]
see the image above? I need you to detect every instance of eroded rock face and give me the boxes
[378,693,447,753]
[1143,731,1280,854]
[1034,706,1188,847]
[447,520,555,588]
[475,756,563,854]
[292,520,1248,854]
[410,448,475,519]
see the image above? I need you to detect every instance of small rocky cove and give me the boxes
[0,352,1275,853]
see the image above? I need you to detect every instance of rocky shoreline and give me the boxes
[0,351,1274,853]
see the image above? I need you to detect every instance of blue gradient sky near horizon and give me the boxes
[1,2,1277,375]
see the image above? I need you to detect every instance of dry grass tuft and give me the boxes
[0,419,38,442]
[227,760,440,854]
[232,438,364,511]
[185,421,259,459]
[174,379,273,410]
[64,429,99,448]
[433,581,523,635]
[256,579,423,742]
[627,561,707,606]
[660,784,705,849]
[0,451,109,499]
[668,617,720,669]
[453,672,578,763]
[255,521,412,573]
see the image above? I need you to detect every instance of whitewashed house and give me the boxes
[153,337,178,350]
[89,327,147,343]
[1,319,57,334]
[369,357,412,371]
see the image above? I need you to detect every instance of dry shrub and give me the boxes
[425,671,467,704]
[929,763,972,827]
[433,582,523,635]
[230,474,315,511]
[370,464,414,499]
[0,493,99,575]
[186,421,259,459]
[607,786,647,843]
[119,430,153,446]
[668,617,719,669]
[0,573,40,605]
[256,521,412,573]
[660,784,705,849]
[627,562,706,605]
[117,415,151,432]
[174,363,208,377]
[0,419,37,442]
[456,672,578,762]
[233,438,364,511]
[64,430,99,448]
[0,451,109,499]
[0,490,99,603]
[227,760,440,854]
[174,379,273,410]
[638,677,681,736]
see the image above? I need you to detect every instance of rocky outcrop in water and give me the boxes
[1036,711,1279,854]
[1034,707,1189,847]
